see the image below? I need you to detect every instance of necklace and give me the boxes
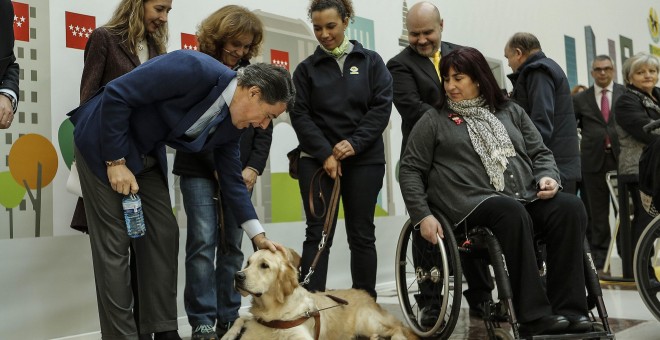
[137,39,145,51]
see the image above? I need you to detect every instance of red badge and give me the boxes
[12,1,29,42]
[448,113,464,125]
[65,11,96,50]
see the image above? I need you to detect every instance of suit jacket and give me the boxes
[573,83,625,172]
[387,41,460,152]
[0,0,19,99]
[80,27,158,103]
[68,49,257,224]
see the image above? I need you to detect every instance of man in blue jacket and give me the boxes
[0,0,19,129]
[68,50,294,339]
[505,32,581,194]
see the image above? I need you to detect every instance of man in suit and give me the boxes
[0,0,19,129]
[388,1,497,324]
[573,55,624,269]
[68,50,294,339]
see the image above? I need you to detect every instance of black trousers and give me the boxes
[465,193,588,322]
[582,152,617,266]
[297,157,384,298]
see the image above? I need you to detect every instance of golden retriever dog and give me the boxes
[221,248,417,340]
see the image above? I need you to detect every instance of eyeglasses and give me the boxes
[593,67,613,73]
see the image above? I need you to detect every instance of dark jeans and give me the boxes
[297,157,384,298]
[181,176,244,328]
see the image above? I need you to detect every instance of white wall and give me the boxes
[1,0,659,338]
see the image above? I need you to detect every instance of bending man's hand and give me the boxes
[252,233,282,252]
[537,176,559,200]
[107,165,139,195]
[419,215,444,244]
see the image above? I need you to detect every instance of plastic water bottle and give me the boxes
[122,194,146,238]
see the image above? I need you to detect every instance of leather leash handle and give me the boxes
[302,169,341,286]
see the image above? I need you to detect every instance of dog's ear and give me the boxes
[287,248,302,270]
[274,261,299,304]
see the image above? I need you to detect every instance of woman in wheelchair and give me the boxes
[399,47,591,337]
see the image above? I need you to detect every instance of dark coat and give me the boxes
[387,41,460,152]
[0,0,19,100]
[68,50,257,224]
[290,40,392,166]
[573,83,625,172]
[613,85,660,176]
[173,59,273,179]
[508,51,581,182]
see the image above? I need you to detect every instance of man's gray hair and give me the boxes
[237,63,296,111]
[592,54,614,69]
[622,52,660,85]
[507,32,542,55]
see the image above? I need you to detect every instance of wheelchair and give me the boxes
[633,214,660,321]
[395,214,616,340]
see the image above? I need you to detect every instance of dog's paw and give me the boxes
[220,318,245,340]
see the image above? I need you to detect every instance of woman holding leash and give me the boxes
[289,0,393,299]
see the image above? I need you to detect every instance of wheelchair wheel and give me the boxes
[634,215,660,321]
[395,218,462,338]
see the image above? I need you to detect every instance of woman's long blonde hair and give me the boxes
[104,0,169,55]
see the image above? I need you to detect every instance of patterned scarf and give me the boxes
[448,96,516,191]
[627,86,660,116]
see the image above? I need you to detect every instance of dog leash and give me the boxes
[255,294,348,340]
[301,168,341,286]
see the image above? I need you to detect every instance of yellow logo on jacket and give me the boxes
[349,66,359,75]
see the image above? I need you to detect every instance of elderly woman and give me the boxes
[399,47,590,337]
[614,52,660,253]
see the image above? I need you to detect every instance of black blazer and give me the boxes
[387,41,460,152]
[573,83,625,172]
[0,0,19,98]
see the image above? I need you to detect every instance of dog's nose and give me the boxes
[235,271,246,283]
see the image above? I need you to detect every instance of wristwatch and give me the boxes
[105,158,126,167]
[0,92,17,113]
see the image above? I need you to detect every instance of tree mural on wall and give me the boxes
[7,134,58,237]
[0,171,26,238]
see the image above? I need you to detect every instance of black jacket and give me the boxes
[387,41,460,153]
[573,83,625,172]
[508,51,581,182]
[0,0,19,101]
[290,40,392,166]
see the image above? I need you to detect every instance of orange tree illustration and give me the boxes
[7,134,58,237]
[0,171,26,238]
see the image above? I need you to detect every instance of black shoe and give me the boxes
[153,330,182,340]
[138,334,153,340]
[216,321,235,338]
[519,315,569,337]
[564,314,593,333]
[419,305,440,327]
[469,301,508,322]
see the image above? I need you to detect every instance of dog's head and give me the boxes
[234,247,301,304]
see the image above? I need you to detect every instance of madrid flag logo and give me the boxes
[65,11,96,50]
[12,1,29,42]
